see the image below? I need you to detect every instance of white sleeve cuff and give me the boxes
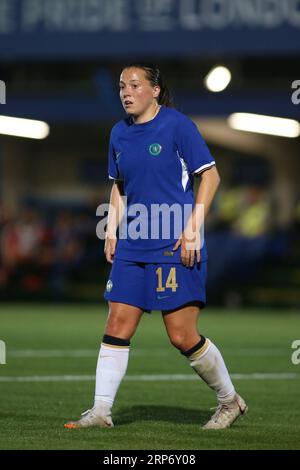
[193,161,216,175]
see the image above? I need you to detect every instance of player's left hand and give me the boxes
[172,231,201,267]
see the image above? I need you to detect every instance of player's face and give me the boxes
[119,67,159,116]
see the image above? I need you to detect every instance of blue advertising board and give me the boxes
[0,0,300,59]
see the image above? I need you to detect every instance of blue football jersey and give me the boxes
[108,105,215,263]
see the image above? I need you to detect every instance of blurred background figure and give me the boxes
[0,0,299,308]
[0,206,48,292]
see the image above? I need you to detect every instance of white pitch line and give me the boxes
[0,375,95,382]
[9,350,97,358]
[0,373,298,383]
[8,349,173,358]
[8,348,288,358]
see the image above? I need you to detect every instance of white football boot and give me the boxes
[64,404,114,429]
[203,394,248,430]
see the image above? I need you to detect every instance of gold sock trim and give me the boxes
[102,343,130,349]
[189,339,210,361]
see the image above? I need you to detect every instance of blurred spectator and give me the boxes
[0,201,11,287]
[233,187,271,238]
[206,185,287,303]
[0,206,49,291]
[48,211,85,297]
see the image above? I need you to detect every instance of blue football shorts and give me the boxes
[104,258,207,313]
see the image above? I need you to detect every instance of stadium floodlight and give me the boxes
[204,66,231,92]
[0,115,50,139]
[228,113,300,138]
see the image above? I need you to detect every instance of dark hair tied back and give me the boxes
[123,62,173,107]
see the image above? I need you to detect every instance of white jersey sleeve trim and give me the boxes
[176,151,190,192]
[109,175,123,181]
[193,161,216,175]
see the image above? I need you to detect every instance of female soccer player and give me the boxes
[65,63,247,430]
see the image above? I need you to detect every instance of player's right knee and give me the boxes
[105,315,134,340]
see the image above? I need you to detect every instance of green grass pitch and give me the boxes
[0,304,300,450]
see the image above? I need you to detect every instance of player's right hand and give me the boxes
[104,237,117,264]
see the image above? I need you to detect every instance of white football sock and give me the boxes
[94,343,130,410]
[188,339,236,404]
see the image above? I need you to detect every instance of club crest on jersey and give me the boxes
[106,280,113,292]
[149,143,162,156]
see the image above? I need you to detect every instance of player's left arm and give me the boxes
[194,165,220,219]
[173,165,220,267]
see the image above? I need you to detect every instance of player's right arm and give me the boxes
[104,181,124,264]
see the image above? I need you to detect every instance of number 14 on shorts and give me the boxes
[156,267,178,293]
